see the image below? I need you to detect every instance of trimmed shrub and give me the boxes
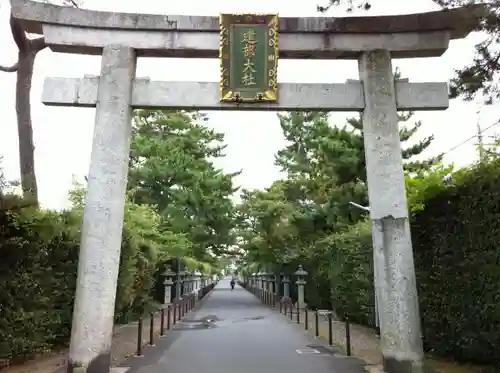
[412,160,500,364]
[311,160,500,364]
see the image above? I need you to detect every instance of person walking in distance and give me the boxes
[230,278,235,291]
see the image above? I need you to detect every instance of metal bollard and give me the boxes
[297,307,300,324]
[149,312,155,345]
[160,308,165,336]
[328,312,333,346]
[173,303,177,324]
[345,316,351,356]
[167,305,172,330]
[137,317,143,356]
[290,304,294,321]
[315,311,319,337]
[305,308,308,330]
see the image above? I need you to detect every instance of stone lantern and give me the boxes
[268,272,275,295]
[294,264,308,310]
[162,265,175,305]
[261,270,269,292]
[281,272,291,304]
[183,265,191,293]
[174,264,186,301]
[200,271,205,288]
[193,269,202,292]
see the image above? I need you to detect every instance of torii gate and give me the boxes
[10,1,484,372]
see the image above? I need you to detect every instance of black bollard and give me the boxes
[315,311,319,337]
[290,304,294,321]
[280,300,283,314]
[173,303,177,324]
[149,312,155,345]
[328,312,333,346]
[345,316,351,356]
[160,308,165,336]
[297,307,300,324]
[167,305,172,330]
[305,308,308,330]
[137,317,143,356]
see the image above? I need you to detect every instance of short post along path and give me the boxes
[10,1,485,373]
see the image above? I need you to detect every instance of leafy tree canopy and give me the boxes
[128,110,240,260]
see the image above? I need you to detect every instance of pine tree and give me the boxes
[274,73,438,226]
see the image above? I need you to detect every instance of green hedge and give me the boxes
[0,209,80,363]
[311,220,375,325]
[0,207,158,364]
[411,161,500,364]
[313,160,500,365]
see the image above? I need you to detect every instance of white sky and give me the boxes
[0,0,498,210]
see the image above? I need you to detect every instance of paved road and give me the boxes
[124,279,368,373]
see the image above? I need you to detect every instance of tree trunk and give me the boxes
[15,48,38,205]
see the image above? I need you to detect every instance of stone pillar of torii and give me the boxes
[10,1,484,372]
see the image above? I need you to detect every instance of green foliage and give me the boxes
[405,164,453,212]
[0,109,238,364]
[244,157,500,364]
[318,0,495,103]
[428,0,498,102]
[0,208,80,363]
[237,105,437,281]
[411,159,500,364]
[319,220,375,325]
[0,192,168,362]
[128,110,239,259]
[235,92,500,365]
[273,109,437,231]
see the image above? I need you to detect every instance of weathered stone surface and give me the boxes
[12,0,484,38]
[10,0,485,58]
[359,50,425,372]
[39,25,451,58]
[68,46,136,373]
[41,78,449,111]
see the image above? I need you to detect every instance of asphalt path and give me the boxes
[123,279,368,373]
